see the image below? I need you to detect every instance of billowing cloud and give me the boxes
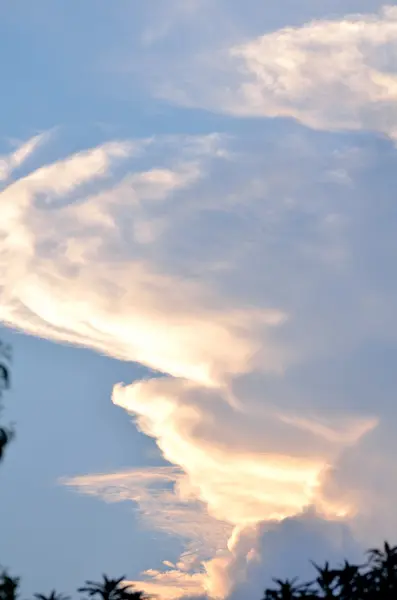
[112,378,375,526]
[220,511,362,599]
[2,126,397,597]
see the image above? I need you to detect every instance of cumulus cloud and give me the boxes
[2,127,397,597]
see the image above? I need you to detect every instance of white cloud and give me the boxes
[2,128,397,597]
[227,6,397,133]
[138,5,397,137]
[0,134,47,182]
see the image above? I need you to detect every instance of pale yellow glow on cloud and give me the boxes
[126,570,206,600]
[0,133,286,390]
[113,378,376,527]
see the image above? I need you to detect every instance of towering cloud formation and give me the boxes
[2,0,397,597]
[2,125,396,597]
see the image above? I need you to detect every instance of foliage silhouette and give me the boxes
[0,572,146,600]
[34,592,70,600]
[264,577,313,599]
[0,343,12,462]
[0,425,13,462]
[0,570,19,600]
[262,541,397,599]
[78,576,146,600]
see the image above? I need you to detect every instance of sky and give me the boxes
[1,0,397,598]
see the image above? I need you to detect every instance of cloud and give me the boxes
[2,127,397,597]
[63,467,232,559]
[134,5,397,137]
[222,511,362,600]
[112,378,375,526]
[1,131,279,384]
[126,570,206,600]
[226,6,397,133]
[64,466,229,599]
[0,134,47,182]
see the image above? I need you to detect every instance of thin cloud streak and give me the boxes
[0,134,47,182]
[63,467,232,558]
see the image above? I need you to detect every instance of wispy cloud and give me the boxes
[0,134,47,182]
[134,5,397,137]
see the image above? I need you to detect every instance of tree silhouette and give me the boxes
[78,576,145,600]
[117,587,146,600]
[0,570,19,600]
[3,541,397,600]
[0,572,147,600]
[0,425,13,462]
[263,577,314,600]
[310,560,338,598]
[262,542,397,599]
[34,592,70,600]
[0,343,12,463]
[335,560,363,600]
[0,365,10,392]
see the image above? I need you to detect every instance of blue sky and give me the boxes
[1,1,397,599]
[0,328,181,594]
